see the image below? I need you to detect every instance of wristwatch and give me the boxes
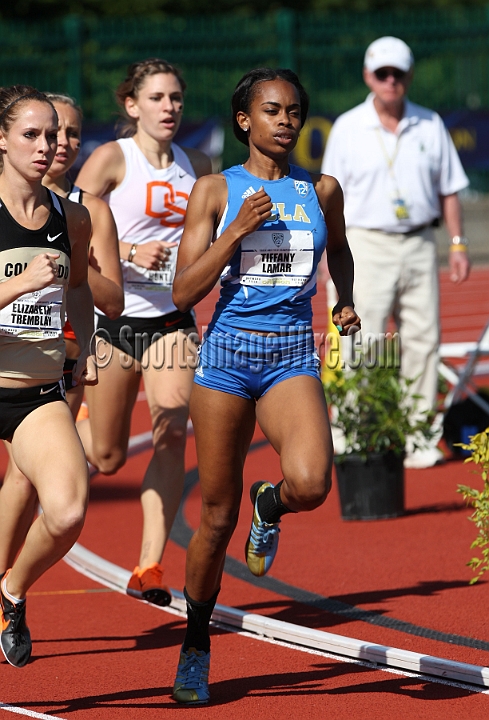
[450,236,469,253]
[450,235,469,246]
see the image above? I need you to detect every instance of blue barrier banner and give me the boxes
[442,110,484,170]
[290,111,488,173]
[73,113,483,177]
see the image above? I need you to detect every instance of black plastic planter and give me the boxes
[334,452,405,520]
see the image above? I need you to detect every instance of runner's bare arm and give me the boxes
[75,142,126,197]
[313,173,360,335]
[173,174,272,312]
[63,199,97,385]
[83,193,124,319]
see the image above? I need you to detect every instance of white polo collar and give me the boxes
[362,93,420,134]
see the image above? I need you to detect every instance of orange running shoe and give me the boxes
[126,562,171,606]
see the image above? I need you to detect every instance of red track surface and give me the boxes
[1,269,489,718]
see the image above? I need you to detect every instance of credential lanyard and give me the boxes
[375,127,410,220]
[375,126,402,177]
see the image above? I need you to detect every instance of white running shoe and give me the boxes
[404,446,445,469]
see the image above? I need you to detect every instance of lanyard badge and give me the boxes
[376,128,410,221]
[392,195,410,220]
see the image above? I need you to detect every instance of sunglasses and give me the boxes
[374,68,407,81]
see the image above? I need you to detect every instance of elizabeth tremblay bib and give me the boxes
[0,190,71,380]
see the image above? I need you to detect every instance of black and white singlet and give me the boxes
[0,190,71,381]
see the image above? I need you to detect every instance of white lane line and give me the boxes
[65,428,489,692]
[0,704,66,719]
[65,542,489,690]
[219,629,489,695]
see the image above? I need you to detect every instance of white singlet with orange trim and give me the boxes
[104,137,196,318]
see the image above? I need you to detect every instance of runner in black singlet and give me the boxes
[0,85,96,668]
[0,93,123,585]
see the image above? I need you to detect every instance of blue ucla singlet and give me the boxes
[210,164,327,332]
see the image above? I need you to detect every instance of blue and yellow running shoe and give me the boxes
[172,646,210,705]
[245,481,281,577]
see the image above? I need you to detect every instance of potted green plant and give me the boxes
[324,358,433,520]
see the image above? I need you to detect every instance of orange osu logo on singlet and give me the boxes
[145,181,189,228]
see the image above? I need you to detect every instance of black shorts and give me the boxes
[0,380,66,441]
[63,357,78,392]
[95,309,197,363]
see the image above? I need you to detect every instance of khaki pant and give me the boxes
[346,226,440,418]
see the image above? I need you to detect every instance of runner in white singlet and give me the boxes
[0,94,124,581]
[76,59,211,606]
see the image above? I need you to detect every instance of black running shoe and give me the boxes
[0,571,31,668]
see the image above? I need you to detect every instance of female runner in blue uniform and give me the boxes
[171,68,361,704]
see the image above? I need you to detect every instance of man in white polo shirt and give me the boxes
[322,36,470,468]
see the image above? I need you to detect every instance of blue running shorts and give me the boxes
[194,322,321,400]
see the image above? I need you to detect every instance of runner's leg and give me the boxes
[6,401,89,598]
[138,329,197,567]
[173,383,255,703]
[0,375,88,575]
[0,442,37,575]
[77,347,140,474]
[256,374,333,512]
[185,383,256,602]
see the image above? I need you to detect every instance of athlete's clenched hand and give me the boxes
[72,350,98,387]
[333,306,361,336]
[130,240,177,271]
[22,253,60,293]
[231,188,273,238]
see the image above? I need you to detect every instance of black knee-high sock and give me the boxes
[257,480,296,524]
[182,587,219,654]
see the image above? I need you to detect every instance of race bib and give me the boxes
[0,285,63,339]
[125,246,177,293]
[240,230,314,287]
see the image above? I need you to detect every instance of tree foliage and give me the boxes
[457,430,489,584]
[3,0,489,21]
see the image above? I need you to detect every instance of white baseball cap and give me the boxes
[364,36,414,73]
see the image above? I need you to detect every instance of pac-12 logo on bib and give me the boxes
[145,181,189,228]
[294,180,309,197]
[272,232,285,247]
